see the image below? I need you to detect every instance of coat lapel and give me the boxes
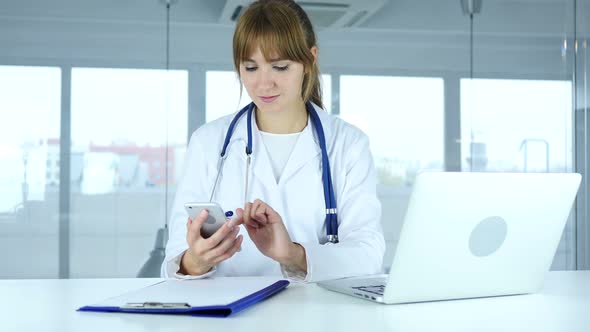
[278,117,321,185]
[223,107,276,203]
[280,104,332,184]
[250,121,280,193]
[227,103,332,196]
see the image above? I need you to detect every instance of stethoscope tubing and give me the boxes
[211,101,339,243]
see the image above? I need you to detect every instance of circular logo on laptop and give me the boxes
[469,216,508,257]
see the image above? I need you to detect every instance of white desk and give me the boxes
[2,271,590,332]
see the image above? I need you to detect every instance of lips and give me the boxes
[259,95,279,103]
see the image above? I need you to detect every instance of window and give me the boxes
[460,79,572,172]
[339,75,444,266]
[460,78,574,270]
[340,75,444,185]
[206,71,252,122]
[70,67,188,277]
[0,65,61,278]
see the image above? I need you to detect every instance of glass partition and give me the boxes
[0,66,61,278]
[339,75,444,261]
[69,68,188,277]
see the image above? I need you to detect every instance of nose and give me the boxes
[257,68,275,90]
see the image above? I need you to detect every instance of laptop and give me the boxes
[317,172,581,304]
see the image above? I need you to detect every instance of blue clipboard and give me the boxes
[78,278,290,318]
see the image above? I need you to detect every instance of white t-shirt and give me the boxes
[259,131,301,183]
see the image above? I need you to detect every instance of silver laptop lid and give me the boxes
[383,172,581,304]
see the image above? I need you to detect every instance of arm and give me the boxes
[161,131,208,278]
[162,129,235,279]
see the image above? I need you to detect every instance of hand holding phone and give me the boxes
[184,202,228,238]
[181,202,243,276]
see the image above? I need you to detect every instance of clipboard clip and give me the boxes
[122,302,191,309]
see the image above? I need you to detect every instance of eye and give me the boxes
[274,65,289,71]
[244,66,257,72]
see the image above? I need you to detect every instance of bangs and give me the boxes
[241,30,289,62]
[233,3,311,67]
[231,0,323,108]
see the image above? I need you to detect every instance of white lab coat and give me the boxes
[162,104,385,282]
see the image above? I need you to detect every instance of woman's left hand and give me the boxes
[236,199,307,272]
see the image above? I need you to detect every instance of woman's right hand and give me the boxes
[179,209,243,276]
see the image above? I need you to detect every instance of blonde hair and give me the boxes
[232,0,324,109]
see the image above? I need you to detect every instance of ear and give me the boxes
[310,46,318,64]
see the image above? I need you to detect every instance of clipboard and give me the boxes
[78,277,289,318]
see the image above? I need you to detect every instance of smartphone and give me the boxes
[184,202,228,238]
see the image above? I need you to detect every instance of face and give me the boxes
[239,47,306,114]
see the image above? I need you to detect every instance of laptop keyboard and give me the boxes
[352,284,385,296]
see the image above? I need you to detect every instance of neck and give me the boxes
[255,102,308,134]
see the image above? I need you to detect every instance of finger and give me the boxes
[245,201,264,228]
[211,235,244,265]
[253,199,273,225]
[186,217,197,244]
[189,209,209,242]
[249,199,267,225]
[233,208,245,226]
[205,227,240,261]
[247,215,263,229]
[243,202,253,227]
[262,204,279,224]
[245,221,259,237]
[249,199,262,221]
[238,208,252,231]
[204,217,238,250]
[254,204,269,224]
[240,208,259,229]
[249,218,264,229]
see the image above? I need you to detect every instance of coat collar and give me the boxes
[228,102,331,189]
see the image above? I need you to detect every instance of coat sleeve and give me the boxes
[161,129,217,278]
[299,132,386,282]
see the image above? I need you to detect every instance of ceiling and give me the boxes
[0,0,587,36]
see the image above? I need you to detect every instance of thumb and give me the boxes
[233,208,245,226]
[187,209,208,243]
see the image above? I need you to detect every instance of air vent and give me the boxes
[219,0,388,28]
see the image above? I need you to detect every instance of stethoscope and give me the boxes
[209,101,339,243]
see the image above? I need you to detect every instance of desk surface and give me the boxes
[2,271,590,332]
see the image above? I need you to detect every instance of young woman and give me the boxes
[162,0,384,282]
